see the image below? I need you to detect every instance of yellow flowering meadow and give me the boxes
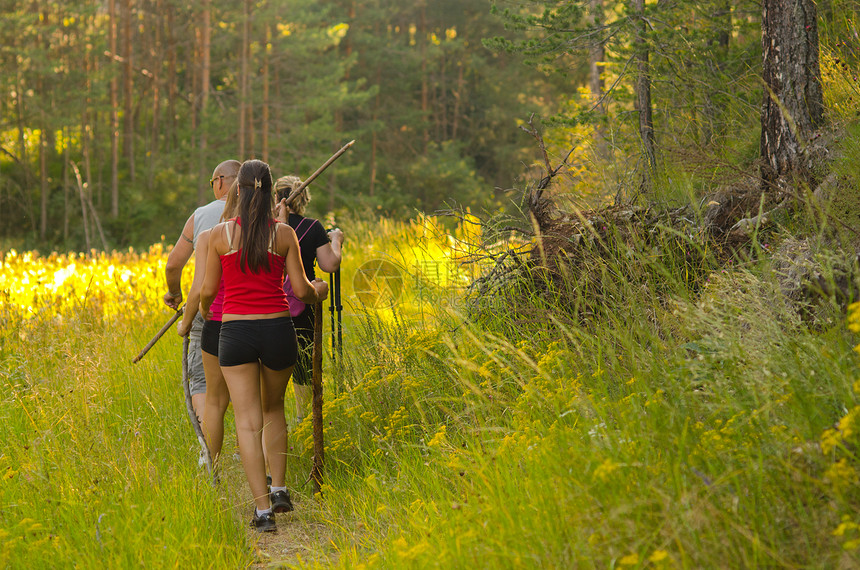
[0,244,185,327]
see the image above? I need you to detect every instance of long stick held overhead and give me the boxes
[285,140,355,205]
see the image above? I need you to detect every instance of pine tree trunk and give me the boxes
[262,22,271,162]
[198,0,211,203]
[38,9,49,240]
[239,0,251,159]
[370,63,381,198]
[82,56,93,216]
[166,7,177,152]
[123,0,135,184]
[63,128,70,242]
[149,0,162,186]
[109,0,120,218]
[589,0,607,158]
[633,0,655,191]
[760,0,823,190]
[420,0,429,152]
[452,63,463,141]
[39,122,49,240]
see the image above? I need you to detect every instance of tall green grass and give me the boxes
[1,303,250,567]
[279,213,860,568]
[3,205,860,568]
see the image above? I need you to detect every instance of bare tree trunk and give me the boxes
[109,0,120,217]
[39,122,49,240]
[198,0,211,203]
[262,22,271,162]
[247,13,255,160]
[328,0,355,210]
[589,0,608,158]
[701,0,731,146]
[76,160,92,252]
[38,8,49,240]
[633,0,656,192]
[239,0,251,159]
[149,0,162,186]
[439,54,446,140]
[760,0,823,191]
[82,32,94,209]
[15,57,35,234]
[63,128,70,242]
[452,62,463,141]
[190,25,199,175]
[369,65,381,198]
[166,6,177,152]
[420,0,429,152]
[123,0,135,184]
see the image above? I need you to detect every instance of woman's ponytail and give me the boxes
[236,160,275,273]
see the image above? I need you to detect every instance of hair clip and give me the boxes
[254,177,262,189]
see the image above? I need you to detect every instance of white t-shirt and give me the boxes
[192,198,227,249]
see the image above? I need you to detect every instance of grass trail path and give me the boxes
[212,436,340,568]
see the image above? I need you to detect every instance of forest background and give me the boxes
[4,0,844,250]
[2,0,566,250]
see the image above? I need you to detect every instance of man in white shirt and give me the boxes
[163,159,240,422]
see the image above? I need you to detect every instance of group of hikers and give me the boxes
[162,158,344,533]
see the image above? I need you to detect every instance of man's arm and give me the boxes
[163,215,195,309]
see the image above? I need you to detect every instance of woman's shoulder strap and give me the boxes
[225,220,235,251]
[294,217,317,242]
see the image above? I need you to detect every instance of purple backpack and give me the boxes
[283,218,316,317]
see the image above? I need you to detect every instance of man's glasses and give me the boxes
[209,175,225,188]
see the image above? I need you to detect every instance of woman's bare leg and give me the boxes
[221,361,270,511]
[201,351,230,462]
[260,364,293,488]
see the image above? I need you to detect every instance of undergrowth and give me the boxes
[2,170,860,568]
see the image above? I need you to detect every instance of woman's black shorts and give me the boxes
[218,317,298,370]
[201,319,222,356]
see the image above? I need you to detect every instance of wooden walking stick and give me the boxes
[132,306,184,363]
[311,301,325,496]
[182,334,215,482]
[283,140,355,206]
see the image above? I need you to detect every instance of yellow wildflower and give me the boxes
[822,427,842,455]
[825,458,859,490]
[428,425,447,448]
[619,553,639,566]
[593,458,621,482]
[833,518,858,537]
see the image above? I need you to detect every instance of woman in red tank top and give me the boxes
[200,159,328,533]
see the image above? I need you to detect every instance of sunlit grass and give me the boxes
[2,214,860,568]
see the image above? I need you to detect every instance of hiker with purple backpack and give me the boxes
[274,175,344,425]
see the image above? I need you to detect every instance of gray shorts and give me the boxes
[187,314,206,396]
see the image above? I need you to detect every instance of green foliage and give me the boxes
[0,0,568,252]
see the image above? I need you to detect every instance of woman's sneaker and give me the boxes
[250,510,277,533]
[270,489,294,513]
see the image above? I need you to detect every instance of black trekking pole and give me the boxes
[329,271,337,366]
[334,268,343,363]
